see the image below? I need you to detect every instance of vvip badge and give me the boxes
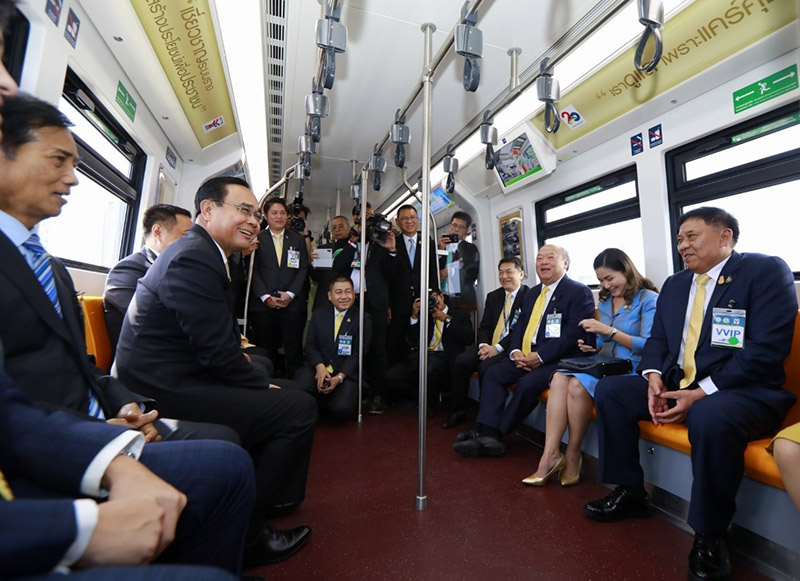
[711,308,746,349]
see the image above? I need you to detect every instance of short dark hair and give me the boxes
[329,275,354,292]
[332,215,349,223]
[194,176,250,217]
[397,204,417,216]
[451,211,472,227]
[143,204,191,236]
[498,256,524,272]
[264,196,287,213]
[352,201,372,216]
[678,206,740,245]
[0,94,73,159]
[593,247,658,303]
[0,0,15,30]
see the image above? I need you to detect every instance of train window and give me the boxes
[668,102,800,274]
[2,6,28,85]
[38,70,145,271]
[536,167,644,286]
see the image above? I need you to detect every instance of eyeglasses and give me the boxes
[219,202,264,222]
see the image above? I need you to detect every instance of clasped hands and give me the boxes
[314,364,341,394]
[511,350,541,371]
[646,372,706,425]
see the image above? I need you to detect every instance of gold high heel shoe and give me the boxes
[559,457,583,487]
[522,455,566,486]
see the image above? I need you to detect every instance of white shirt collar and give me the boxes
[0,209,35,251]
[693,255,730,285]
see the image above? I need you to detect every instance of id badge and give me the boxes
[545,313,562,338]
[287,248,300,269]
[710,308,745,349]
[350,257,361,269]
[338,333,353,356]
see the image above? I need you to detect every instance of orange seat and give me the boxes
[80,295,113,373]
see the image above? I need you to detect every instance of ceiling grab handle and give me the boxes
[634,0,664,73]
[480,110,497,170]
[537,58,561,134]
[454,1,483,93]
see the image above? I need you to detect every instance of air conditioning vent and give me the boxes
[265,0,287,186]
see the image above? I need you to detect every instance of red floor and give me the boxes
[247,407,768,580]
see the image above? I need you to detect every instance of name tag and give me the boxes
[545,313,562,338]
[710,308,745,349]
[338,333,353,356]
[350,257,361,269]
[287,248,300,269]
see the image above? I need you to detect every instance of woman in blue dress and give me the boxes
[523,248,658,487]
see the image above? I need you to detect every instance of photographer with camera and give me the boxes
[384,289,473,417]
[250,197,310,379]
[438,211,480,311]
[332,202,397,414]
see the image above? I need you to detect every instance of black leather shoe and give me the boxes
[583,486,652,522]
[441,410,466,429]
[456,426,481,442]
[453,436,506,458]
[368,395,386,415]
[263,501,301,519]
[243,524,312,567]
[689,533,731,580]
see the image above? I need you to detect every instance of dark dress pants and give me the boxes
[294,365,359,420]
[365,301,389,400]
[250,309,306,378]
[386,350,449,408]
[449,348,505,412]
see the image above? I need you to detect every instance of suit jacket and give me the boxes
[332,238,397,310]
[507,276,595,365]
[639,252,798,410]
[250,228,309,313]
[407,305,474,364]
[390,233,439,317]
[0,366,128,578]
[103,245,157,348]
[476,285,530,350]
[304,305,372,380]
[114,225,269,426]
[439,239,480,309]
[0,231,149,418]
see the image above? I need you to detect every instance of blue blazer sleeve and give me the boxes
[631,289,658,355]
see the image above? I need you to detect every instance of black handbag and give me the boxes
[558,355,633,378]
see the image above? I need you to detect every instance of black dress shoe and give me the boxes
[456,427,480,442]
[441,410,466,429]
[243,524,312,567]
[689,533,731,580]
[583,486,652,522]
[453,436,506,458]
[263,501,301,519]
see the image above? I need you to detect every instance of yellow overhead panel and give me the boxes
[532,0,797,149]
[131,0,237,148]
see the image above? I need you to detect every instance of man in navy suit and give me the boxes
[103,203,192,350]
[584,207,797,581]
[296,275,372,419]
[454,245,594,457]
[442,256,529,429]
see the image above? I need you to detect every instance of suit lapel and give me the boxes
[698,252,742,345]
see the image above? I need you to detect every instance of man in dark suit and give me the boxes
[0,338,254,579]
[454,244,594,457]
[385,288,473,414]
[0,94,236,444]
[584,208,797,580]
[387,204,439,367]
[114,177,316,564]
[250,196,310,378]
[438,210,480,311]
[442,256,529,429]
[296,275,372,420]
[103,203,192,350]
[310,214,349,312]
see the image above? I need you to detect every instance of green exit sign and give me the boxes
[115,81,137,122]
[733,64,798,115]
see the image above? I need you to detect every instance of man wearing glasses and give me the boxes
[114,177,316,565]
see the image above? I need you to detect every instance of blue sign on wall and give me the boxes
[630,133,644,156]
[45,0,62,26]
[649,124,663,148]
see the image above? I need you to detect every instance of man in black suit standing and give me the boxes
[454,244,594,457]
[438,210,480,311]
[310,213,350,312]
[114,177,315,564]
[296,275,372,420]
[250,196,310,378]
[584,208,798,580]
[103,203,192,349]
[442,256,529,429]
[0,94,236,444]
[332,202,397,414]
[387,204,439,366]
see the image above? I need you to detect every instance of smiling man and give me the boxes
[584,207,797,581]
[113,176,317,565]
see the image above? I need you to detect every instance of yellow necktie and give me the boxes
[491,292,513,346]
[273,233,283,266]
[680,274,711,388]
[429,319,443,351]
[334,311,344,340]
[0,468,14,501]
[521,286,550,356]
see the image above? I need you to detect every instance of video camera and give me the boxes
[428,289,440,311]
[352,210,392,245]
[288,196,306,232]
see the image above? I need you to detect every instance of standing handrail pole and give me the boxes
[356,167,368,423]
[416,21,435,512]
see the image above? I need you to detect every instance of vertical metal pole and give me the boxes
[416,22,435,512]
[508,47,521,92]
[357,168,368,424]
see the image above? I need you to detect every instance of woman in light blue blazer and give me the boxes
[523,248,658,487]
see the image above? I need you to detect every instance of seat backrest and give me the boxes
[781,310,800,428]
[80,296,113,373]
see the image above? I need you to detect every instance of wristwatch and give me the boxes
[337,373,345,383]
[445,316,452,324]
[609,327,618,339]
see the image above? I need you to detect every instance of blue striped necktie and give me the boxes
[22,233,62,316]
[22,233,104,419]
